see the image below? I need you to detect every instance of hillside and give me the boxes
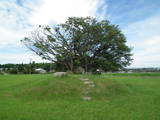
[0,73,160,120]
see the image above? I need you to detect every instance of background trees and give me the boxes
[22,17,132,72]
[0,63,55,74]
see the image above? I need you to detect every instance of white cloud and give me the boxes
[1,0,160,68]
[130,36,160,68]
[0,0,107,64]
[123,14,160,67]
[0,0,30,47]
[29,0,106,25]
[0,52,49,64]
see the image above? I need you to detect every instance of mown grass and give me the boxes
[0,73,160,120]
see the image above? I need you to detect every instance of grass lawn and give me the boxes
[0,73,160,120]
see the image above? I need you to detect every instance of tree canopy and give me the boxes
[21,17,132,72]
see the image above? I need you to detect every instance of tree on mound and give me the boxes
[21,17,132,72]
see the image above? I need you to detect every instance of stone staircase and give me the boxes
[79,77,95,101]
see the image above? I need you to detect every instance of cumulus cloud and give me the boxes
[1,0,159,67]
[0,0,30,47]
[0,0,107,44]
[28,0,107,25]
[0,52,49,64]
[123,14,160,67]
[0,0,107,64]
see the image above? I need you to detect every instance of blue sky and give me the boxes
[0,0,160,67]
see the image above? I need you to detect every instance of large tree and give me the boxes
[21,17,132,72]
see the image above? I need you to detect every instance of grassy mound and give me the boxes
[0,73,160,120]
[2,74,134,102]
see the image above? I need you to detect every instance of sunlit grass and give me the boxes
[0,73,160,120]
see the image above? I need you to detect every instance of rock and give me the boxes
[54,72,67,77]
[84,81,94,85]
[79,78,89,81]
[74,67,85,74]
[89,84,95,88]
[82,96,92,101]
[85,72,92,74]
[83,91,89,94]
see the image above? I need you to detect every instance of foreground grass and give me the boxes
[0,73,160,120]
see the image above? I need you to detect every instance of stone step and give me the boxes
[79,78,89,81]
[82,96,92,101]
[88,84,95,88]
[79,77,94,101]
[83,91,89,94]
[83,81,94,85]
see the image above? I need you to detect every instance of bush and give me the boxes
[0,71,4,75]
[9,69,18,74]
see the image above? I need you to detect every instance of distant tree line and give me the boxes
[126,68,160,73]
[0,62,160,74]
[0,62,55,74]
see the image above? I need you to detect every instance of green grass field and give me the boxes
[0,73,160,120]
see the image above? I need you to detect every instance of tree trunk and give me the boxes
[84,58,88,72]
